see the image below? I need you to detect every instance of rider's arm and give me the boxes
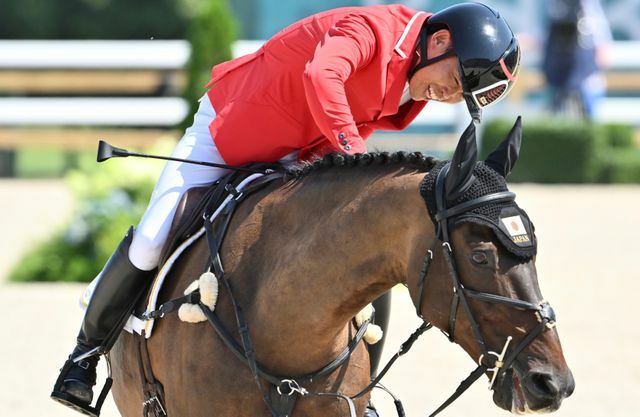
[302,14,377,155]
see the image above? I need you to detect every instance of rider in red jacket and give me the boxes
[208,5,432,165]
[52,4,521,416]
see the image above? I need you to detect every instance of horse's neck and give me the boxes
[223,167,433,374]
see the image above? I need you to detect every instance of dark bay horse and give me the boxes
[109,119,574,416]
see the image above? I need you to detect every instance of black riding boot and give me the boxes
[365,291,392,417]
[51,227,155,416]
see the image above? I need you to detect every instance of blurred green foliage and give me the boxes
[598,148,640,183]
[182,0,237,127]
[15,148,95,178]
[9,141,174,283]
[600,123,635,148]
[481,119,640,183]
[0,0,190,39]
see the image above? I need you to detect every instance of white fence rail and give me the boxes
[1,40,639,131]
[0,40,190,70]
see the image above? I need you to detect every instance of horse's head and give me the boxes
[412,118,574,414]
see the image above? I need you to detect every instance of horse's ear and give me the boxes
[485,116,522,177]
[445,120,477,202]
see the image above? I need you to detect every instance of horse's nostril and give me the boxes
[527,372,560,398]
[566,370,576,397]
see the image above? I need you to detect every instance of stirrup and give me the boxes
[51,357,113,417]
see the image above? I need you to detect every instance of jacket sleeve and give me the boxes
[302,14,377,155]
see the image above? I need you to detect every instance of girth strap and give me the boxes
[136,331,167,417]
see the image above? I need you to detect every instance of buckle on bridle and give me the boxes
[143,395,167,416]
[478,336,513,390]
[535,301,557,329]
[277,379,308,397]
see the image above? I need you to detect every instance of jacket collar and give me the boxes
[380,12,431,119]
[393,11,429,59]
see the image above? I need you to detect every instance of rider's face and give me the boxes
[409,30,463,104]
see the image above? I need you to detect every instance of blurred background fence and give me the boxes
[1,0,640,178]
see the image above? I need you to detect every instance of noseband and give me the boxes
[413,163,557,416]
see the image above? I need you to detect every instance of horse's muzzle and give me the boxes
[492,366,575,414]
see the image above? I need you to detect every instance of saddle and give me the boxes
[157,163,284,267]
[123,163,284,338]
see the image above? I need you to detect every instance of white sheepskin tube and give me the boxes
[354,303,383,344]
[178,272,219,323]
[364,324,383,344]
[199,272,218,309]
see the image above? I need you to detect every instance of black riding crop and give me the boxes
[96,140,267,174]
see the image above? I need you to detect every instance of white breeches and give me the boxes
[128,94,298,271]
[128,94,226,270]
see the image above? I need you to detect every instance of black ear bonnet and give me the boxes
[420,161,537,258]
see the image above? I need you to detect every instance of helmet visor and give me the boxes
[471,79,509,108]
[460,38,520,121]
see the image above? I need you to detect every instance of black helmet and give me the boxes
[411,2,521,122]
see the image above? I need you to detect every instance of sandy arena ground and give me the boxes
[0,179,638,417]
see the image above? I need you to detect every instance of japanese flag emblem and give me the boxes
[501,215,529,243]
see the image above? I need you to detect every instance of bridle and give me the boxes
[411,163,557,416]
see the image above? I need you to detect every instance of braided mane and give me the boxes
[285,151,438,180]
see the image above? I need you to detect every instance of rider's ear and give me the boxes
[485,116,522,177]
[445,120,477,202]
[430,29,452,50]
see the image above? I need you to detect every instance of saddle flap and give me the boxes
[157,185,216,265]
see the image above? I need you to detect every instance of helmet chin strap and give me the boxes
[409,49,456,78]
[408,28,457,79]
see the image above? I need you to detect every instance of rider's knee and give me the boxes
[128,232,163,271]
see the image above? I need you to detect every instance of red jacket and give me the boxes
[206,5,431,165]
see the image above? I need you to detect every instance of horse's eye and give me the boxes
[470,251,488,265]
